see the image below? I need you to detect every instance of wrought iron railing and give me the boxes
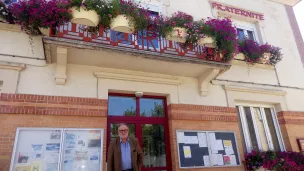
[51,23,222,62]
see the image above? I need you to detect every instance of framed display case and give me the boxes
[9,128,104,171]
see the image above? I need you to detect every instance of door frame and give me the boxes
[106,93,172,171]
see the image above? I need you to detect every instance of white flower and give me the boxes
[96,5,99,7]
[110,6,113,8]
[2,12,6,15]
[102,5,104,7]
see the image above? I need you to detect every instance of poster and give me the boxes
[183,146,191,158]
[184,136,198,144]
[223,155,231,165]
[217,154,224,166]
[46,143,60,152]
[30,161,42,171]
[15,165,31,171]
[203,155,210,166]
[211,140,224,151]
[197,133,207,147]
[17,153,30,164]
[177,132,185,143]
[230,155,237,165]
[223,140,232,147]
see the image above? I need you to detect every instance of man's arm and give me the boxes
[136,139,144,167]
[107,142,114,171]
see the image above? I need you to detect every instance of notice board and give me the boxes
[176,130,241,168]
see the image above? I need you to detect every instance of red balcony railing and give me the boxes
[51,23,222,62]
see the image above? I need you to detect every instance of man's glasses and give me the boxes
[118,129,128,133]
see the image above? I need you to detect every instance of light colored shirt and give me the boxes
[120,139,132,170]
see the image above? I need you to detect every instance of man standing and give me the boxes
[107,124,143,171]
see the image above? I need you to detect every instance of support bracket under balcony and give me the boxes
[55,47,67,85]
[198,68,220,96]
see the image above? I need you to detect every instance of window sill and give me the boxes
[231,60,275,70]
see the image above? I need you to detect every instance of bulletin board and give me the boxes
[9,128,104,171]
[176,130,241,168]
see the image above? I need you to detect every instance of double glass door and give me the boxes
[107,94,171,171]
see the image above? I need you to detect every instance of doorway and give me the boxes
[107,93,172,171]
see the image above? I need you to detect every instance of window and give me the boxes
[107,94,171,171]
[0,81,3,93]
[237,28,256,41]
[237,106,285,152]
[10,128,104,171]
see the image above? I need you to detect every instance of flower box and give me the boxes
[234,53,245,60]
[39,27,50,36]
[70,7,99,27]
[198,36,215,48]
[110,15,134,34]
[260,52,270,64]
[165,27,187,43]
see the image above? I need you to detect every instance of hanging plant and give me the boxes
[260,43,283,65]
[190,18,238,62]
[10,0,72,35]
[238,39,263,64]
[159,11,193,43]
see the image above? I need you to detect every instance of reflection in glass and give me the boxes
[247,31,255,40]
[264,108,281,151]
[244,107,259,151]
[237,28,245,41]
[140,98,164,117]
[142,124,166,167]
[108,96,136,116]
[110,124,135,142]
[253,108,268,151]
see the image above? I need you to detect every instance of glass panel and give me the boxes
[108,96,136,116]
[12,129,62,171]
[253,108,269,151]
[110,123,135,142]
[237,28,245,41]
[247,30,255,40]
[264,108,281,151]
[142,124,166,167]
[236,107,247,152]
[140,98,165,117]
[62,130,102,171]
[110,31,133,45]
[244,107,259,151]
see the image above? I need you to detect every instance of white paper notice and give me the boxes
[212,150,218,154]
[211,154,218,166]
[209,133,216,141]
[197,133,207,147]
[225,146,234,155]
[184,136,199,144]
[211,140,224,151]
[230,155,237,165]
[177,132,185,143]
[183,146,191,158]
[217,154,224,166]
[203,155,210,166]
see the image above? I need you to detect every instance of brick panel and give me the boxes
[285,5,304,64]
[0,114,107,171]
[0,93,108,117]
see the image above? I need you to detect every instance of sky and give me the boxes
[294,1,304,40]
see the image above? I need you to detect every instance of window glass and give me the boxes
[247,30,255,40]
[108,96,136,116]
[110,123,135,142]
[237,107,247,152]
[62,130,102,171]
[142,124,166,167]
[237,28,245,41]
[244,107,259,151]
[11,129,62,171]
[264,108,281,151]
[140,98,165,117]
[137,11,159,49]
[253,108,269,151]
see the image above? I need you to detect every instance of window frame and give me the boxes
[237,105,285,152]
[236,25,258,42]
[107,93,172,171]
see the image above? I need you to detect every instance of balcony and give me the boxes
[42,22,231,96]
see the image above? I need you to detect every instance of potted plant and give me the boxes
[260,44,283,65]
[191,18,237,61]
[69,0,100,27]
[10,0,72,36]
[160,11,193,43]
[238,39,263,64]
[109,0,150,34]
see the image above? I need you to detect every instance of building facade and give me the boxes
[0,0,304,170]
